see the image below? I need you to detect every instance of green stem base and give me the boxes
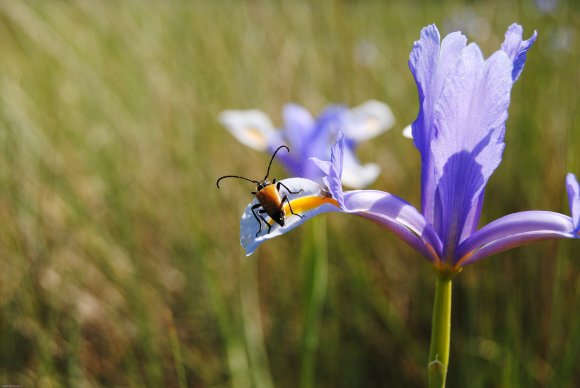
[428,276,452,388]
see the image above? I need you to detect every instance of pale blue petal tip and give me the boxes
[566,173,580,234]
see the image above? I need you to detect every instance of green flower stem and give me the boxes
[300,217,328,388]
[428,276,453,388]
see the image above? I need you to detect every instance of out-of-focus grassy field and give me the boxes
[0,1,578,387]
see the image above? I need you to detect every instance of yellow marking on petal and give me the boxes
[267,195,340,225]
[286,195,340,213]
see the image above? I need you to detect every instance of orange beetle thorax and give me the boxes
[255,182,285,226]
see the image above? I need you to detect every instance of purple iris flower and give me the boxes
[239,24,580,273]
[219,100,394,189]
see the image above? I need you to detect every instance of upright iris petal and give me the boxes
[409,26,467,226]
[409,23,544,267]
[219,100,394,189]
[501,23,538,82]
[432,45,512,260]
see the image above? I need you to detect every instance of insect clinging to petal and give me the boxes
[217,145,304,236]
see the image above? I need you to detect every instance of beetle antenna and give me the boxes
[216,175,259,188]
[264,145,289,180]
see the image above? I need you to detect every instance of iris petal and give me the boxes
[300,105,347,178]
[343,100,395,142]
[282,104,316,160]
[343,190,442,262]
[409,24,467,225]
[501,24,538,82]
[456,211,575,266]
[566,173,580,232]
[431,44,512,259]
[341,146,381,189]
[219,110,279,151]
[409,23,538,265]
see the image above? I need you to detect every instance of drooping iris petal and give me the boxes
[240,169,440,262]
[431,45,512,259]
[456,172,579,266]
[219,110,280,151]
[343,100,395,142]
[316,133,442,261]
[241,178,340,256]
[409,25,467,225]
[456,211,575,266]
[501,24,538,82]
[343,190,442,262]
[566,173,580,232]
[239,177,441,262]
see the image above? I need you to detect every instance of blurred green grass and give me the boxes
[0,1,578,387]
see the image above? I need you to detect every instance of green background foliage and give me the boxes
[0,1,578,387]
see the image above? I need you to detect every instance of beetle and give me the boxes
[216,145,304,236]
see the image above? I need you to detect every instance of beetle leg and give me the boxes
[258,209,273,234]
[281,195,304,219]
[251,204,266,236]
[277,181,303,195]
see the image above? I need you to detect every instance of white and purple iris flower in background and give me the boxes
[239,24,580,273]
[219,100,394,189]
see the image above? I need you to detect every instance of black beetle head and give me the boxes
[257,180,271,191]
